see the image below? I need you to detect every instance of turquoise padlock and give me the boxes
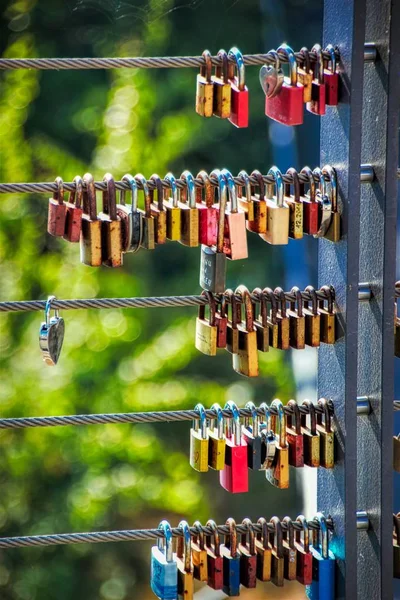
[306,512,335,600]
[151,520,177,600]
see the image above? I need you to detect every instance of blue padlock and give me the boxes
[306,512,335,600]
[222,517,241,596]
[151,520,178,600]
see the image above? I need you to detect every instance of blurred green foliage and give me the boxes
[0,0,321,598]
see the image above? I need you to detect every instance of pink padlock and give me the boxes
[220,401,249,493]
[196,170,217,246]
[265,44,304,126]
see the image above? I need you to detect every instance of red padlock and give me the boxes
[63,175,83,243]
[228,46,249,128]
[286,400,304,468]
[300,166,320,235]
[196,170,217,246]
[219,400,248,493]
[205,519,224,590]
[215,295,228,348]
[47,176,66,237]
[265,43,304,126]
[324,44,339,106]
[295,515,313,585]
[307,44,326,116]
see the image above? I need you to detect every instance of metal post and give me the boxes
[357,0,400,597]
[318,1,366,598]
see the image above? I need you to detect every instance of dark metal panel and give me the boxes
[318,1,366,598]
[357,0,400,597]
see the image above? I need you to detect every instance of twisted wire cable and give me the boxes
[0,49,337,71]
[0,517,333,549]
[0,401,333,431]
[0,287,335,314]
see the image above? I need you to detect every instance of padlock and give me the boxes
[195,291,218,356]
[150,520,177,600]
[255,517,272,581]
[288,286,306,349]
[116,173,142,253]
[274,287,290,350]
[195,50,214,117]
[199,169,227,293]
[306,512,335,600]
[324,44,339,106]
[225,289,240,355]
[196,170,217,246]
[318,286,336,345]
[285,167,303,240]
[283,516,297,580]
[286,399,304,468]
[301,166,321,236]
[212,49,231,119]
[228,46,249,128]
[178,170,199,247]
[313,167,333,239]
[264,287,279,348]
[205,519,223,590]
[394,514,400,578]
[265,43,304,126]
[150,174,167,245]
[295,515,313,586]
[220,401,248,494]
[208,403,226,470]
[39,296,65,367]
[260,166,289,245]
[47,176,67,237]
[303,285,321,347]
[98,173,123,267]
[253,287,269,352]
[393,433,400,472]
[163,172,181,241]
[232,285,259,377]
[266,399,289,489]
[221,168,248,260]
[175,520,194,600]
[297,47,313,103]
[301,400,320,468]
[63,175,83,242]
[192,521,208,582]
[259,402,277,470]
[239,518,257,588]
[242,401,262,470]
[259,50,284,101]
[395,302,400,357]
[215,296,228,348]
[307,44,326,116]
[317,398,335,469]
[247,170,267,234]
[270,516,285,587]
[135,174,155,250]
[80,173,102,267]
[189,403,209,472]
[237,169,255,222]
[322,165,340,242]
[221,518,241,596]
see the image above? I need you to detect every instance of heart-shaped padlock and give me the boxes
[259,50,284,99]
[39,295,65,366]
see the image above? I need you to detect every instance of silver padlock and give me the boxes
[39,295,65,366]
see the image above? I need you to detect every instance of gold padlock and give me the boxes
[189,403,209,472]
[163,172,181,241]
[232,285,259,377]
[80,173,102,267]
[135,174,155,250]
[285,167,303,239]
[195,291,218,356]
[179,170,199,247]
[297,47,313,102]
[149,173,167,245]
[322,165,340,242]
[196,50,214,117]
[98,173,123,267]
[260,166,289,245]
[317,398,335,469]
[212,49,231,119]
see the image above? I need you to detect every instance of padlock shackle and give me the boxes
[211,402,224,440]
[245,401,259,437]
[103,173,117,220]
[287,399,301,434]
[121,173,138,213]
[216,49,229,83]
[271,398,287,448]
[285,167,301,203]
[150,174,164,211]
[157,520,173,563]
[253,287,268,327]
[70,175,83,209]
[267,166,285,208]
[290,286,304,317]
[198,290,217,326]
[181,170,196,208]
[83,172,98,221]
[193,520,205,549]
[235,285,254,332]
[274,287,287,319]
[313,166,332,237]
[300,166,317,203]
[224,289,239,329]
[295,514,309,552]
[320,285,335,314]
[241,518,256,555]
[325,43,337,73]
[44,295,59,326]
[311,43,324,83]
[238,170,252,203]
[277,43,298,86]
[263,287,278,325]
[194,403,208,439]
[200,49,212,83]
[53,176,64,204]
[225,400,242,446]
[250,169,266,201]
[282,516,295,549]
[305,285,319,316]
[225,517,238,558]
[302,399,317,435]
[211,169,227,254]
[134,173,151,217]
[164,172,178,207]
[177,520,192,573]
[300,46,311,73]
[257,517,271,550]
[318,398,332,433]
[196,170,214,208]
[205,519,220,557]
[270,516,284,558]
[221,168,238,213]
[322,165,337,212]
[313,512,329,559]
[228,46,246,91]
